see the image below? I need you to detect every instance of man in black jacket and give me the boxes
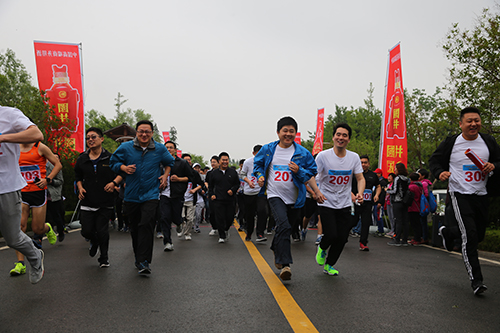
[429,107,500,295]
[74,127,122,268]
[159,141,197,251]
[207,152,240,243]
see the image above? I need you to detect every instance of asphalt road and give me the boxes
[0,223,499,333]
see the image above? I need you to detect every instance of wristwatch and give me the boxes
[46,177,52,184]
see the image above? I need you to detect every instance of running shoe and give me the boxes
[315,235,323,245]
[156,232,164,239]
[164,243,174,251]
[359,243,370,251]
[323,264,339,276]
[89,242,99,257]
[137,261,151,275]
[29,249,44,284]
[209,229,218,236]
[387,239,401,246]
[472,280,488,295]
[185,235,192,241]
[256,235,267,242]
[300,229,308,241]
[46,223,57,245]
[245,237,251,242]
[316,246,327,266]
[99,261,110,268]
[279,266,292,280]
[218,238,225,243]
[10,262,26,276]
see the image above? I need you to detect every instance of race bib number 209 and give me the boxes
[328,170,352,185]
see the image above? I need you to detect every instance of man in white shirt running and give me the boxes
[310,122,365,276]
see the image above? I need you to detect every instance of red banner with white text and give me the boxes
[378,43,407,177]
[312,108,325,156]
[162,131,170,143]
[34,41,85,152]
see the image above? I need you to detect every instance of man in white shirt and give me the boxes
[309,123,365,276]
[0,105,45,284]
[429,107,500,295]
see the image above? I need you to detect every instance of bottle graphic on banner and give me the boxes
[385,69,406,139]
[45,64,80,132]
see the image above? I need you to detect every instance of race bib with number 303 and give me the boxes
[20,165,41,183]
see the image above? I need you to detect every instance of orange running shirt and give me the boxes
[18,142,46,192]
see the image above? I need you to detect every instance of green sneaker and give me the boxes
[316,245,327,266]
[10,262,26,276]
[46,223,57,245]
[323,264,339,276]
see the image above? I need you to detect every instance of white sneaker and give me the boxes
[164,243,174,251]
[185,235,192,241]
[156,232,164,239]
[218,238,225,243]
[29,249,45,284]
[209,229,218,236]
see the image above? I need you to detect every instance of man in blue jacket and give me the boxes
[253,116,317,281]
[110,120,175,274]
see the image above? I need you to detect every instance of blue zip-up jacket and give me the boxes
[110,138,175,203]
[253,140,317,208]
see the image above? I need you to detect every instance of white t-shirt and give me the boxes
[267,145,297,204]
[241,156,261,196]
[449,134,489,195]
[0,106,35,194]
[316,148,363,209]
[184,182,194,202]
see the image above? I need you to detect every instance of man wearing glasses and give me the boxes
[110,120,174,274]
[74,127,123,268]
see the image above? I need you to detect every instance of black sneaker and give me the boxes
[89,242,99,257]
[472,280,487,295]
[58,232,65,242]
[387,239,401,247]
[137,261,151,275]
[439,226,454,251]
[256,235,267,242]
[99,261,110,268]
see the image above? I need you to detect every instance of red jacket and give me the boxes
[408,181,423,212]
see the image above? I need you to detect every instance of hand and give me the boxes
[170,174,179,182]
[104,182,115,192]
[211,195,216,201]
[315,191,326,204]
[356,193,364,205]
[258,176,265,187]
[373,195,379,203]
[78,187,86,200]
[288,161,299,174]
[189,189,196,194]
[227,190,233,196]
[439,171,451,182]
[159,174,168,190]
[351,193,356,203]
[483,162,495,174]
[122,164,136,175]
[35,178,48,189]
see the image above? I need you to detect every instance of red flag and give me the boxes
[294,132,301,145]
[34,41,85,152]
[177,150,182,158]
[378,43,407,177]
[162,131,170,143]
[312,108,325,156]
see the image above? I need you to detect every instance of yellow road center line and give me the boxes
[234,221,318,333]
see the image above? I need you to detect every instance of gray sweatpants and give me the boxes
[0,190,42,269]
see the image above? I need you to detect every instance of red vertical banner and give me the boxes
[312,108,325,156]
[378,43,407,177]
[34,41,85,152]
[295,132,301,145]
[177,150,182,158]
[162,131,170,143]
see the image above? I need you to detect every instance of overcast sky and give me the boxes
[1,0,497,162]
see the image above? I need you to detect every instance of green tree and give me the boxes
[188,153,207,168]
[443,7,500,138]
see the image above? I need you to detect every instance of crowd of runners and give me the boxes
[0,104,497,295]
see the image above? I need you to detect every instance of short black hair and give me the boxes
[165,140,176,149]
[211,155,220,162]
[182,153,191,159]
[460,107,481,120]
[277,116,298,132]
[239,159,245,165]
[409,172,420,181]
[417,168,429,179]
[333,122,352,139]
[359,154,369,161]
[86,127,103,137]
[388,172,396,179]
[136,120,154,131]
[253,144,262,153]
[219,152,229,159]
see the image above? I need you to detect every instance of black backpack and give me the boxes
[401,178,414,207]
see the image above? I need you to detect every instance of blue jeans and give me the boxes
[268,197,301,266]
